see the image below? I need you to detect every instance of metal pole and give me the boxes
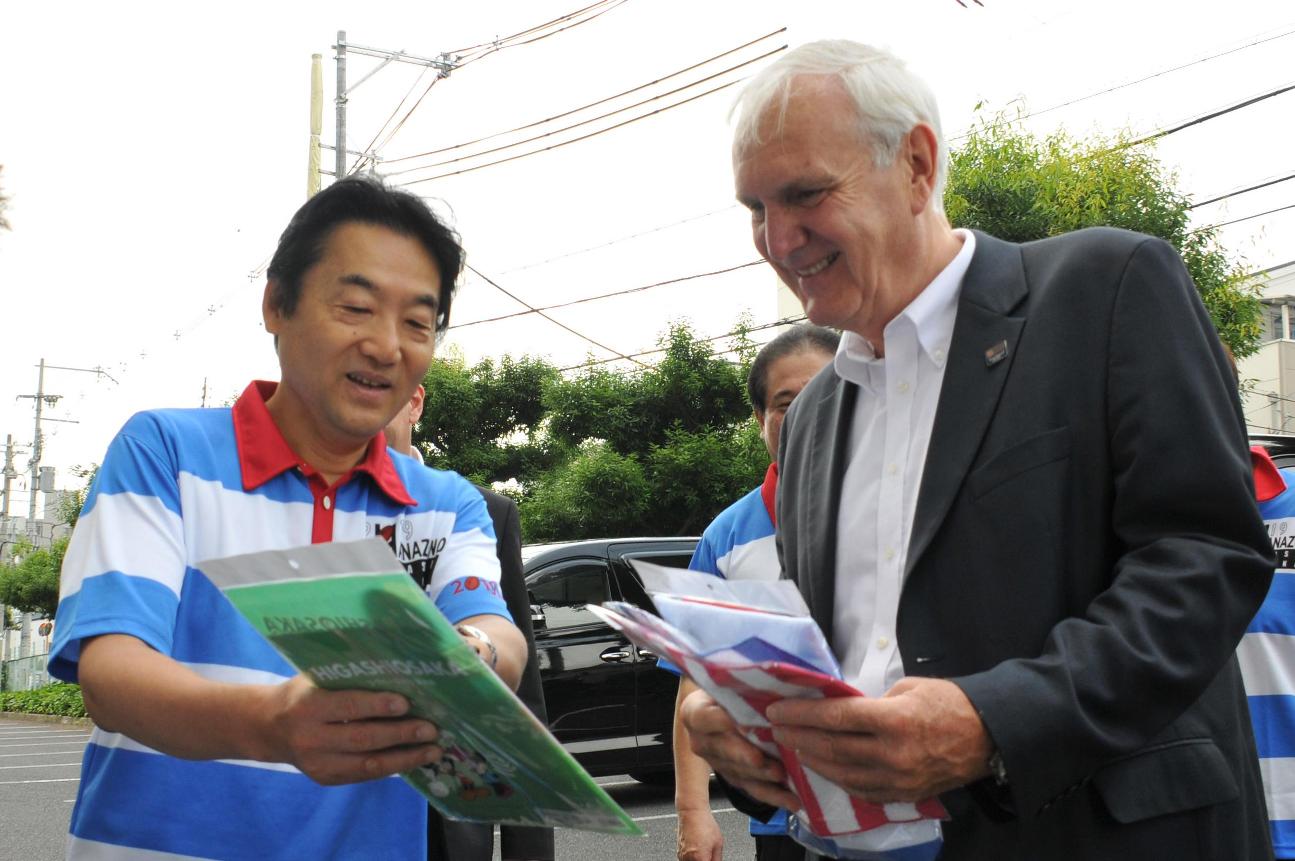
[309,54,323,197]
[1,435,14,521]
[335,31,347,180]
[27,359,44,538]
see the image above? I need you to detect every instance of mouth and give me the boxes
[795,252,839,278]
[346,372,392,391]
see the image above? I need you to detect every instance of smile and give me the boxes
[346,372,391,390]
[795,252,839,277]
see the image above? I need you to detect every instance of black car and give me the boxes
[523,537,697,783]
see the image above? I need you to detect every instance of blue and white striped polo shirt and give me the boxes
[680,466,786,837]
[49,381,509,860]
[1240,464,1295,859]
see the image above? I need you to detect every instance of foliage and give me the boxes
[945,114,1263,357]
[415,352,561,485]
[0,537,67,618]
[521,443,651,542]
[0,683,86,718]
[59,464,99,530]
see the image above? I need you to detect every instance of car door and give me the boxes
[610,542,698,774]
[526,554,639,775]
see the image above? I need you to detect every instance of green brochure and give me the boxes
[199,538,640,836]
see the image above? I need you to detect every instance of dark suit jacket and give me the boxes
[427,488,554,861]
[775,228,1275,860]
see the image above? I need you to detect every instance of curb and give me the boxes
[0,711,93,728]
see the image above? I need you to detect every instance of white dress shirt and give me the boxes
[831,229,975,697]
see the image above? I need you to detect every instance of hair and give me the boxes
[266,175,465,337]
[731,40,947,212]
[747,324,841,414]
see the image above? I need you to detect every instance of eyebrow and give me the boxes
[339,273,439,311]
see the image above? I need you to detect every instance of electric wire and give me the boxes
[386,46,782,177]
[948,24,1295,143]
[398,78,742,187]
[383,29,786,167]
[449,261,763,330]
[1188,172,1295,209]
[556,313,808,373]
[466,264,647,366]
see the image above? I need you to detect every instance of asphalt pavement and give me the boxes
[0,713,755,860]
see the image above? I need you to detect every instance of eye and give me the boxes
[745,201,765,224]
[339,304,371,316]
[792,188,826,207]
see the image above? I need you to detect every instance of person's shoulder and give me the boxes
[118,405,231,443]
[701,485,773,546]
[394,459,485,513]
[1017,226,1170,267]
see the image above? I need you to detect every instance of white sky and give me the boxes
[2,0,1292,515]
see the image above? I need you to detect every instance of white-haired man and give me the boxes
[681,40,1274,859]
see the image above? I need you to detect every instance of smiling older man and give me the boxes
[680,40,1275,860]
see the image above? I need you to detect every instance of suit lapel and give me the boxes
[806,375,857,643]
[906,231,1029,576]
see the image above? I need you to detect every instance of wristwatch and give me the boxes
[455,623,498,670]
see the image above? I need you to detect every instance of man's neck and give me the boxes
[264,397,371,486]
[860,222,965,356]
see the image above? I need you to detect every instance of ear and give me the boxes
[410,384,426,424]
[905,123,941,215]
[263,281,284,335]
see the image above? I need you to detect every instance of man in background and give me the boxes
[672,324,838,861]
[387,387,556,861]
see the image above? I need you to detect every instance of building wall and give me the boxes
[1237,260,1295,435]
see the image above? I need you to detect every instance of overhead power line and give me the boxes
[351,0,631,173]
[1123,81,1295,149]
[1189,172,1295,209]
[1198,202,1295,233]
[388,46,782,178]
[450,261,763,330]
[383,28,786,167]
[398,78,745,187]
[453,0,630,65]
[949,24,1295,143]
[466,264,646,366]
[556,313,808,373]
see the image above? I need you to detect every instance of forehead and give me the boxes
[314,222,441,297]
[734,77,866,190]
[766,348,834,394]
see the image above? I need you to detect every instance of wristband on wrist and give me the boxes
[455,623,498,670]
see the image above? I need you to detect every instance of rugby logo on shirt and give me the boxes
[372,520,446,590]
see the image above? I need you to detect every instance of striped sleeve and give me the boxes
[49,415,187,682]
[428,477,509,624]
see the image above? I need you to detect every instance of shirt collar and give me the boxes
[833,229,975,390]
[231,380,416,505]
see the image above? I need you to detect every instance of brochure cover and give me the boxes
[199,538,640,836]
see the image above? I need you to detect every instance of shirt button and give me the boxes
[877,636,890,649]
[884,547,895,561]
[934,348,945,362]
[322,496,331,510]
[887,463,899,476]
[897,380,910,393]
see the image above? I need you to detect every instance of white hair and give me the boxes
[732,40,947,211]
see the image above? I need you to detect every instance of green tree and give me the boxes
[945,115,1263,356]
[0,538,66,618]
[416,351,562,485]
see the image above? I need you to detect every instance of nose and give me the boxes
[759,206,806,262]
[359,313,401,365]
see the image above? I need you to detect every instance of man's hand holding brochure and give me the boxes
[587,561,946,861]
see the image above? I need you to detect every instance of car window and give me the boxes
[614,549,696,612]
[528,559,612,630]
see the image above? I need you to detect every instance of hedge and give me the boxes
[0,682,86,718]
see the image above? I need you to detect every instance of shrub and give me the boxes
[0,682,86,718]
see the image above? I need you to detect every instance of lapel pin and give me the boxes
[984,340,1009,367]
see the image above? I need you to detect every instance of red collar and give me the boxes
[760,462,779,527]
[1251,445,1287,503]
[231,380,416,505]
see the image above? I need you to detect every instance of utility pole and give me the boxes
[317,32,461,188]
[335,31,347,181]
